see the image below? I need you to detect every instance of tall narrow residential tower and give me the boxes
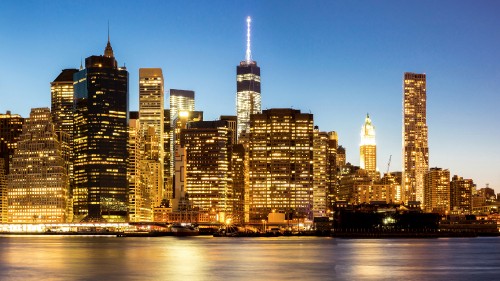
[403,72,429,204]
[73,36,129,222]
[360,114,377,178]
[236,16,261,139]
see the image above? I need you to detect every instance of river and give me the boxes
[0,236,499,280]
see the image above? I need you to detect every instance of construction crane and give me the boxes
[386,155,392,175]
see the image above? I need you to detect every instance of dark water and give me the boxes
[0,236,499,280]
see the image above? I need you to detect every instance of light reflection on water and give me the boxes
[0,236,499,280]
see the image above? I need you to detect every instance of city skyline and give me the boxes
[0,1,499,192]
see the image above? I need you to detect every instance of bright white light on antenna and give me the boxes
[246,16,252,63]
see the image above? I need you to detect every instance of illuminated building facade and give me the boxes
[248,109,314,221]
[51,69,78,212]
[338,167,372,203]
[73,38,129,222]
[128,111,152,222]
[180,120,232,221]
[170,89,195,124]
[236,17,261,139]
[403,72,429,204]
[326,131,338,208]
[423,167,450,214]
[0,111,24,223]
[0,159,6,223]
[51,69,78,143]
[313,128,328,217]
[360,114,377,178]
[168,89,195,199]
[163,109,171,203]
[220,115,237,145]
[139,68,164,210]
[7,108,69,223]
[231,144,246,224]
[450,175,474,214]
[354,183,399,204]
[336,145,346,168]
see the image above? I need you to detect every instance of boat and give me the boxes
[170,223,200,236]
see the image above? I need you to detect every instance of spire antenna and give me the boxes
[107,20,110,42]
[245,16,252,63]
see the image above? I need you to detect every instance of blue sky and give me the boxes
[1,1,499,193]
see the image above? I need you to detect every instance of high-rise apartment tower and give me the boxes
[403,72,429,204]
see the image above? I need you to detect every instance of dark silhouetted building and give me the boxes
[73,37,129,222]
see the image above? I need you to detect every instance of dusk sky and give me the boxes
[1,1,499,192]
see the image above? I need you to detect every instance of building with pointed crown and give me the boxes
[360,113,377,179]
[73,34,129,222]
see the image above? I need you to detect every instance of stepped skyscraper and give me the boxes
[236,16,261,140]
[403,72,429,204]
[73,35,129,222]
[7,108,69,223]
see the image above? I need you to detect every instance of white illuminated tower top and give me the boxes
[360,113,376,146]
[360,113,377,176]
[236,16,261,140]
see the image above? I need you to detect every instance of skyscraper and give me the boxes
[128,111,152,222]
[423,167,450,214]
[7,108,69,223]
[236,16,261,139]
[360,113,377,178]
[139,68,164,210]
[231,143,246,224]
[248,109,314,221]
[326,131,338,208]
[51,69,79,136]
[313,128,328,217]
[73,37,129,222]
[180,120,232,222]
[170,89,195,124]
[51,69,78,202]
[0,111,24,222]
[169,89,195,196]
[403,72,429,204]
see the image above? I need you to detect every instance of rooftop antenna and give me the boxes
[245,16,252,63]
[107,20,110,43]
